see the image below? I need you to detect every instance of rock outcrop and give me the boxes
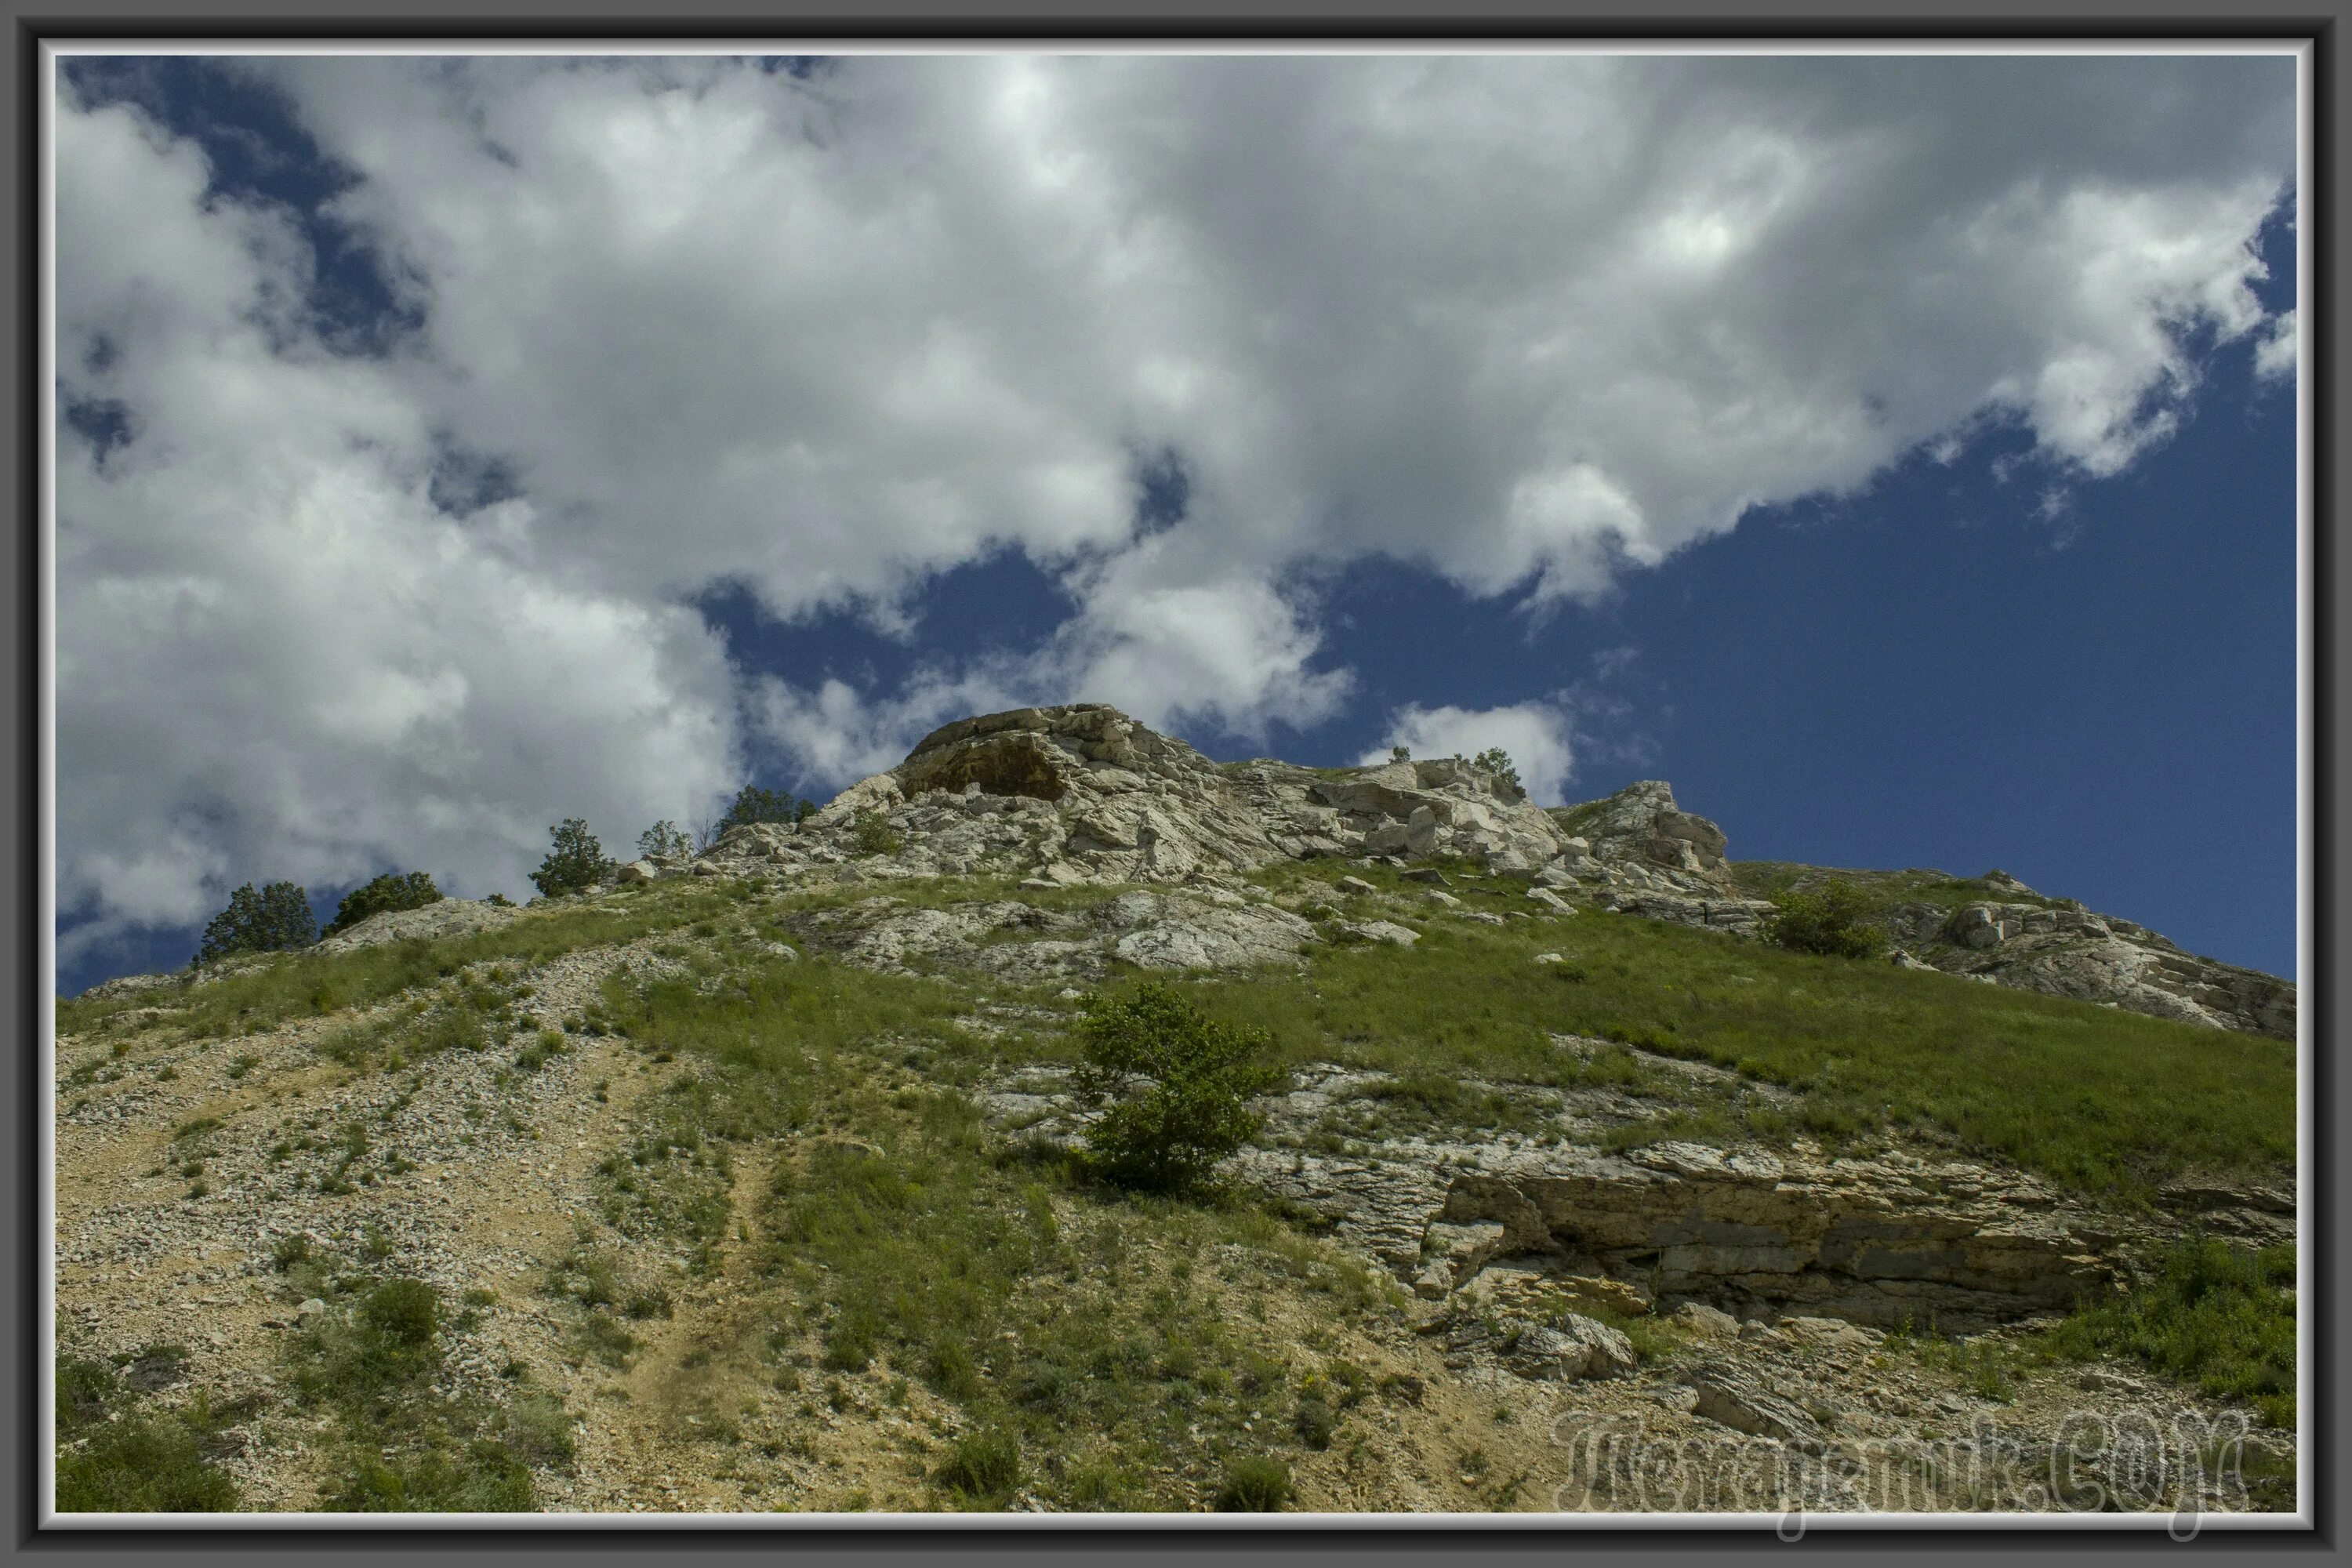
[1878,894,2295,1039]
[1437,1139,2124,1330]
[314,898,521,954]
[72,703,2292,1041]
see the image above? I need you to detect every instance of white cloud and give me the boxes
[57,99,744,953]
[55,55,2296,960]
[258,51,2292,612]
[2255,308,2299,380]
[1363,702,1580,806]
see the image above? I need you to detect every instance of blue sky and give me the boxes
[53,53,2299,993]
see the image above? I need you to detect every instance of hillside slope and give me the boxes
[54,706,2297,1515]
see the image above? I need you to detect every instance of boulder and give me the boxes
[1512,1314,1639,1381]
[1684,1364,1818,1442]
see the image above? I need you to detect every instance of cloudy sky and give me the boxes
[54,50,2299,989]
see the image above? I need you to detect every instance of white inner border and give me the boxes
[37,35,2316,1532]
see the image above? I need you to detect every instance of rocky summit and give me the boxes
[54,704,2296,1516]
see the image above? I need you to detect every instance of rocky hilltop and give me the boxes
[590,703,2285,1040]
[53,704,2296,1516]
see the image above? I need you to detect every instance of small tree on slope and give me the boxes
[325,871,442,938]
[196,881,318,965]
[1073,983,1283,1193]
[531,819,615,898]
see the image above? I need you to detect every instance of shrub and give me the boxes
[1073,983,1283,1192]
[530,819,615,898]
[717,785,812,834]
[1215,1454,1291,1512]
[850,810,903,857]
[935,1426,1021,1505]
[53,1354,240,1512]
[1471,746,1524,799]
[485,892,514,908]
[1760,877,1884,959]
[56,1410,240,1512]
[1389,745,1410,763]
[325,871,443,938]
[637,821,693,861]
[326,1442,535,1512]
[361,1278,440,1349]
[196,880,317,965]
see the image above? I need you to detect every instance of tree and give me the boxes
[196,881,317,965]
[1472,746,1524,799]
[530,819,614,898]
[324,871,442,938]
[716,785,815,836]
[1760,878,1884,959]
[637,821,692,861]
[1388,745,1411,764]
[1072,983,1283,1192]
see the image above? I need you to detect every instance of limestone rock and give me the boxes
[1339,920,1420,949]
[1684,1363,1819,1442]
[315,898,521,954]
[1512,1314,1639,1381]
[1671,1301,1741,1338]
[1438,1139,2126,1329]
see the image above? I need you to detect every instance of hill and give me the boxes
[53,705,2297,1515]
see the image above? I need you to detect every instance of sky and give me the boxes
[53,51,2300,993]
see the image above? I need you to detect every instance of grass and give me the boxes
[1730,861,2075,917]
[564,937,1401,1509]
[1215,1454,1292,1511]
[1196,868,2292,1202]
[54,1346,245,1512]
[56,883,755,1043]
[2037,1238,2298,1429]
[281,1268,572,1510]
[1877,1239,2298,1431]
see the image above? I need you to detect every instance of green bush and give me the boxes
[326,1441,535,1512]
[850,810,903,857]
[717,785,814,834]
[362,1279,440,1349]
[530,819,615,898]
[325,871,442,938]
[196,880,317,965]
[935,1426,1022,1506]
[1760,877,1883,959]
[1073,983,1283,1192]
[1214,1454,1291,1511]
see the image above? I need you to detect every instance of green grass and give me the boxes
[2038,1239,2297,1428]
[56,884,755,1043]
[1214,1454,1292,1511]
[54,1348,244,1512]
[1182,877,2290,1202]
[568,938,1398,1509]
[1730,861,2074,916]
[282,1270,571,1510]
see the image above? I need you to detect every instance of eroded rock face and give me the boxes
[793,887,1319,982]
[693,702,1579,890]
[1439,1140,2122,1330]
[1878,899,2296,1040]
